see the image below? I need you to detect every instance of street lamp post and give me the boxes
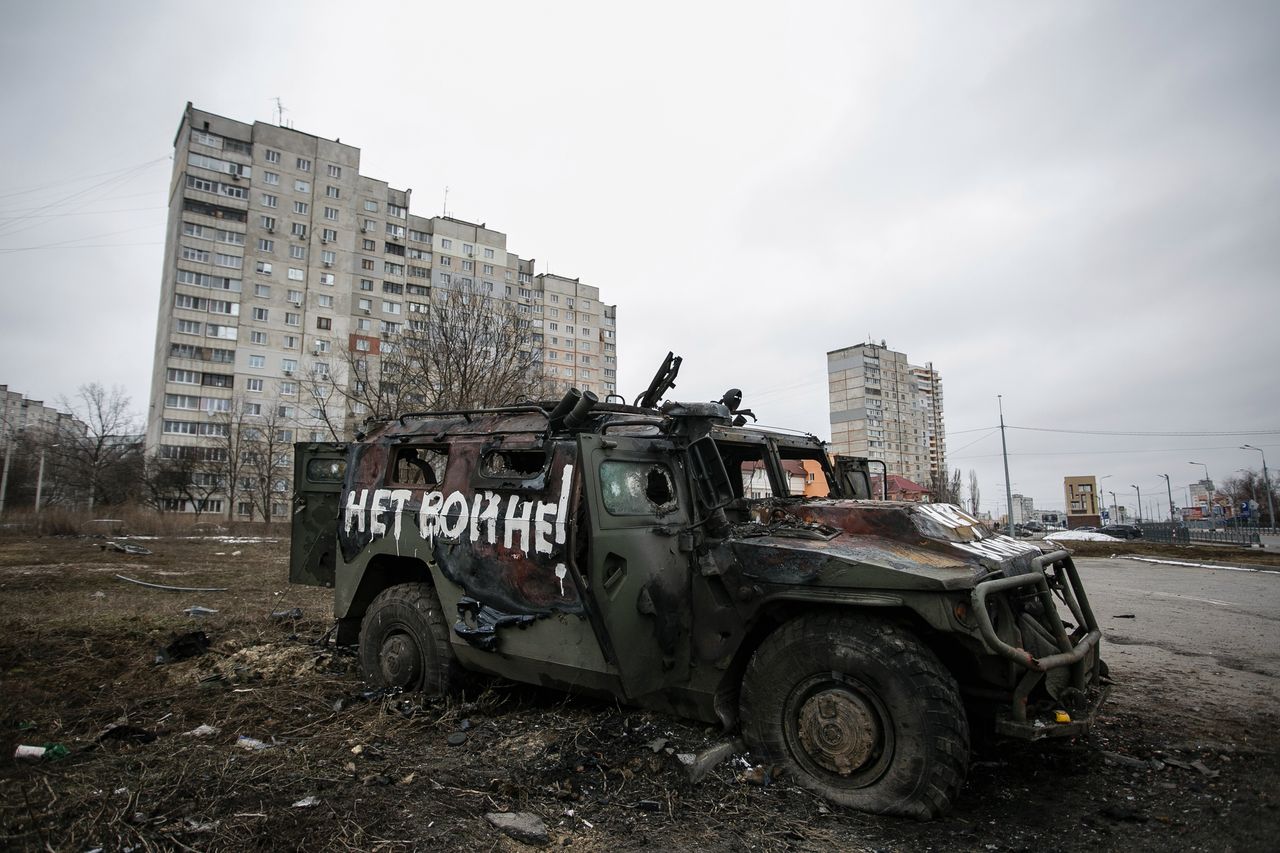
[1108,490,1119,525]
[1130,484,1142,524]
[1159,473,1175,523]
[1099,474,1111,523]
[1242,445,1275,530]
[34,444,59,515]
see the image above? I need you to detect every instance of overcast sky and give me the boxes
[1,0,1276,517]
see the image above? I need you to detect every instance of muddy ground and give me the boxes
[1,534,1277,852]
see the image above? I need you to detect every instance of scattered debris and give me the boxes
[682,738,745,784]
[292,795,321,808]
[1099,804,1150,823]
[14,744,61,760]
[183,724,220,737]
[738,765,778,786]
[1113,613,1136,619]
[98,724,157,745]
[1191,759,1220,778]
[446,732,468,746]
[485,811,549,846]
[271,607,304,621]
[1101,750,1151,770]
[155,631,211,664]
[236,735,272,751]
[646,737,669,753]
[103,541,152,555]
[183,605,219,617]
[117,574,229,593]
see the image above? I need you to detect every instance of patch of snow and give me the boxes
[1120,555,1280,575]
[1045,530,1121,542]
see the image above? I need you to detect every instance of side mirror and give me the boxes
[687,436,735,510]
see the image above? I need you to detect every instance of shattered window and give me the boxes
[482,449,547,478]
[306,458,346,483]
[600,461,677,516]
[391,447,448,487]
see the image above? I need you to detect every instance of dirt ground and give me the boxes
[2,534,1277,852]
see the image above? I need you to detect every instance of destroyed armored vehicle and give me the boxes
[290,356,1106,818]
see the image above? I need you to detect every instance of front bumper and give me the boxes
[971,550,1106,738]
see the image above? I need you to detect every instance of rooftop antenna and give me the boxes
[442,186,448,217]
[273,97,288,127]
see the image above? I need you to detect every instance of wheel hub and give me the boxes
[796,688,882,775]
[380,633,421,688]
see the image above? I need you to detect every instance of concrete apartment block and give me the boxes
[147,104,616,517]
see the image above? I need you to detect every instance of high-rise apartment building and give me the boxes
[827,342,946,490]
[147,104,616,518]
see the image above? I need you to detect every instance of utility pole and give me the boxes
[1242,445,1275,530]
[0,436,12,519]
[1109,490,1119,524]
[998,395,1014,537]
[1131,484,1142,523]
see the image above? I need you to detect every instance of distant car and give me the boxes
[1021,522,1045,533]
[1098,524,1143,540]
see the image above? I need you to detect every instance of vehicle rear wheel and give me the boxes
[740,613,969,819]
[358,583,456,695]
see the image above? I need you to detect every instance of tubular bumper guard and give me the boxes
[970,550,1105,738]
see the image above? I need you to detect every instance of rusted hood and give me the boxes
[724,500,1044,591]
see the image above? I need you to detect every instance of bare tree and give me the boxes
[968,470,981,516]
[303,283,548,439]
[949,468,962,505]
[241,401,293,527]
[58,383,144,510]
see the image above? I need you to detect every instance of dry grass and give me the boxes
[1,535,1277,851]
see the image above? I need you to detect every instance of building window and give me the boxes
[290,245,305,260]
[321,250,336,265]
[322,228,337,242]
[248,354,266,368]
[252,307,268,321]
[318,294,333,308]
[265,149,280,164]
[296,157,311,172]
[293,201,309,215]
[260,215,276,231]
[257,238,274,253]
[285,312,300,326]
[317,317,332,330]
[291,223,307,238]
[325,185,340,198]
[288,267,304,281]
[483,247,494,258]
[364,200,378,212]
[256,261,272,275]
[283,335,298,348]
[246,378,264,392]
[263,171,279,185]
[382,301,401,314]
[261,193,278,208]
[282,358,298,373]
[250,330,268,344]
[327,164,341,178]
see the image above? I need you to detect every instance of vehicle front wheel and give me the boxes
[358,582,456,695]
[740,613,969,819]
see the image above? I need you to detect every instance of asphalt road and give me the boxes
[1074,555,1280,729]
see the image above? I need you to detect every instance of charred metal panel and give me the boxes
[338,435,584,619]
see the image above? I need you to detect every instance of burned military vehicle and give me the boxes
[290,356,1105,818]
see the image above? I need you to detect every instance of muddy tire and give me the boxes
[358,583,456,695]
[740,613,969,819]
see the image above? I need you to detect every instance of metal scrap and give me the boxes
[116,575,228,593]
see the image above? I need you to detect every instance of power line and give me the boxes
[952,441,1280,461]
[0,156,168,203]
[1007,425,1280,437]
